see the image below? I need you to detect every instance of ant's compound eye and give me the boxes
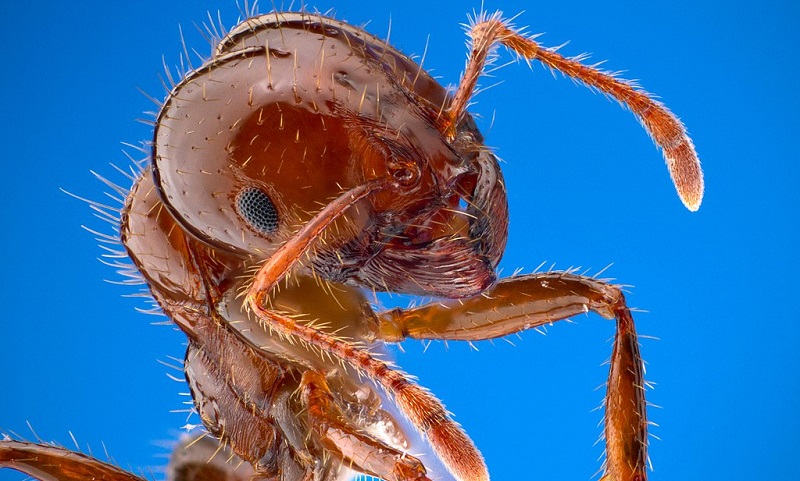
[236,187,279,235]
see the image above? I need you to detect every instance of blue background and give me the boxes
[1,1,798,480]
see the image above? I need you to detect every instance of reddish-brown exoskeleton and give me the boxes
[0,9,703,481]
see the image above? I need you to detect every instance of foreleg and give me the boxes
[300,370,430,481]
[375,272,648,481]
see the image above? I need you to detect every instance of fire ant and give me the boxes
[1,8,702,481]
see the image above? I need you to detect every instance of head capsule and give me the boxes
[152,12,507,298]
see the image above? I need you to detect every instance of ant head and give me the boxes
[151,13,507,297]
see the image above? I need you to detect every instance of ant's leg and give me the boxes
[0,439,146,481]
[375,272,648,481]
[300,370,430,481]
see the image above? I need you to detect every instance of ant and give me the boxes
[1,8,702,481]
